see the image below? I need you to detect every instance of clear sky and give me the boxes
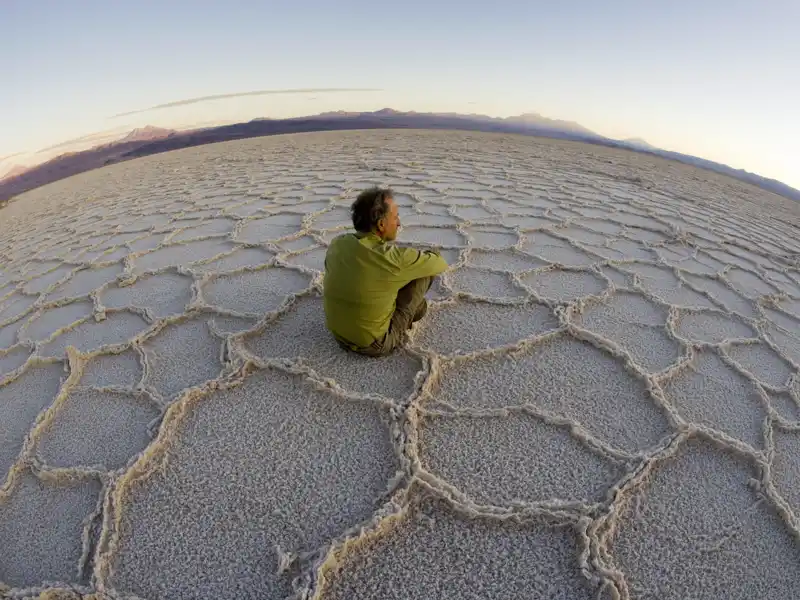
[2,0,798,188]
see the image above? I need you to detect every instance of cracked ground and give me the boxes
[1,130,800,600]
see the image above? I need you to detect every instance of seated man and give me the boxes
[323,187,448,356]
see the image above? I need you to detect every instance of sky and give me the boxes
[2,0,799,188]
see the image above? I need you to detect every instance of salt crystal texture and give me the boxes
[2,130,800,598]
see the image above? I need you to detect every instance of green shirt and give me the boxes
[323,232,449,347]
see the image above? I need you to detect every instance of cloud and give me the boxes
[111,88,382,118]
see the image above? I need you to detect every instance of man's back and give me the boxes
[323,232,448,348]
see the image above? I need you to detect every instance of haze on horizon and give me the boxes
[2,0,798,189]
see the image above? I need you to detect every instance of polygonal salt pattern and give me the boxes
[0,470,102,588]
[621,226,668,245]
[674,309,757,344]
[39,311,150,359]
[555,225,608,247]
[724,342,794,389]
[466,248,548,272]
[0,292,39,324]
[0,345,31,380]
[0,362,66,482]
[107,368,397,600]
[606,238,657,261]
[452,204,496,221]
[235,214,304,243]
[322,490,599,600]
[762,306,800,335]
[202,266,311,316]
[141,317,226,401]
[282,245,327,272]
[502,213,561,230]
[167,218,236,242]
[430,332,671,454]
[20,300,95,343]
[765,269,800,297]
[771,428,800,517]
[465,225,518,249]
[399,225,466,247]
[599,265,634,290]
[521,268,607,303]
[85,245,129,264]
[46,264,124,302]
[309,207,353,229]
[662,350,767,449]
[572,217,623,236]
[204,314,257,335]
[412,299,558,355]
[127,233,167,253]
[575,291,681,372]
[131,239,235,274]
[21,264,74,295]
[419,412,624,505]
[726,268,778,300]
[705,247,760,271]
[79,347,143,389]
[416,202,452,216]
[624,263,717,309]
[100,271,193,319]
[186,246,274,275]
[767,390,800,427]
[22,260,64,279]
[522,232,599,267]
[667,251,725,276]
[36,387,159,470]
[275,235,319,253]
[3,130,800,597]
[400,212,458,227]
[605,437,800,600]
[682,273,759,319]
[448,266,527,299]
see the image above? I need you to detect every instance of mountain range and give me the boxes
[1,109,798,205]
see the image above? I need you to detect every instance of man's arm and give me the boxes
[394,246,449,281]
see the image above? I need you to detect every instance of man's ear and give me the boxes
[375,218,384,233]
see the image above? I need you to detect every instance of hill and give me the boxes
[0,164,29,181]
[0,128,177,202]
[1,111,797,203]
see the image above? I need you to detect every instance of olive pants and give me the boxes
[342,276,433,357]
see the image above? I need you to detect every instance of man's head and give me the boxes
[351,187,400,241]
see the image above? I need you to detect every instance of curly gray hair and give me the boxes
[350,187,394,233]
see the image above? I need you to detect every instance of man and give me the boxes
[323,187,448,356]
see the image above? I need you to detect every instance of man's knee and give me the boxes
[397,276,434,307]
[413,275,434,294]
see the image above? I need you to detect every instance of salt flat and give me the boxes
[0,130,799,599]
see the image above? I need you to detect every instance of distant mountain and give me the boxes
[1,111,797,204]
[620,137,659,151]
[119,126,176,143]
[309,108,597,136]
[639,148,800,202]
[0,164,28,181]
[118,110,616,163]
[503,113,595,135]
[0,127,178,202]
